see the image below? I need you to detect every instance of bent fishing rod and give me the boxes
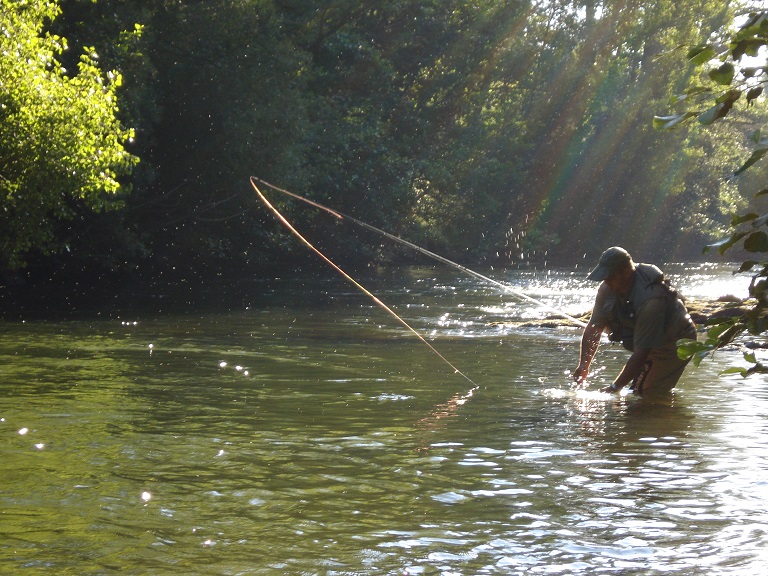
[251,177,478,387]
[250,176,587,329]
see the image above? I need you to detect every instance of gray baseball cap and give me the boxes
[586,247,632,281]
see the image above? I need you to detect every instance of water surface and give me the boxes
[1,264,766,575]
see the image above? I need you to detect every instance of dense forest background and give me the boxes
[3,0,768,290]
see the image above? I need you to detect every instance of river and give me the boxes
[1,263,766,575]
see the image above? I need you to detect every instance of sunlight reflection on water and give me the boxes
[0,264,766,575]
[665,262,752,300]
[417,262,753,334]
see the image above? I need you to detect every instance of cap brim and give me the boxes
[586,265,610,282]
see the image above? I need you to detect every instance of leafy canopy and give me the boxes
[656,9,768,376]
[0,0,137,269]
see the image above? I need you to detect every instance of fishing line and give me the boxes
[250,176,588,329]
[251,179,478,387]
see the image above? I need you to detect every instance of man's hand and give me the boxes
[573,364,589,383]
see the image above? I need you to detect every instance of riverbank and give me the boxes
[502,297,754,329]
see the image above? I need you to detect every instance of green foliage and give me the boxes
[678,328,768,376]
[2,0,760,283]
[658,9,768,376]
[506,0,738,261]
[0,0,137,270]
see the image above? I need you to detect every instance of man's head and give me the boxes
[586,247,634,283]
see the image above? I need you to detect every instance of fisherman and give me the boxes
[573,247,697,395]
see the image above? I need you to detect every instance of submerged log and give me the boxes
[684,297,751,325]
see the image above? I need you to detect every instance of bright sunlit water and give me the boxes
[1,263,766,575]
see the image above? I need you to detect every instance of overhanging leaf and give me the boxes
[670,88,711,105]
[716,89,742,105]
[687,45,716,65]
[683,86,713,98]
[731,212,759,226]
[733,147,768,176]
[744,230,768,252]
[732,38,766,61]
[653,112,696,130]
[706,322,736,340]
[704,231,749,254]
[698,102,727,125]
[709,62,735,85]
[719,366,748,376]
[737,260,760,273]
[677,340,716,366]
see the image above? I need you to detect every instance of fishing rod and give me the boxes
[251,178,478,387]
[250,176,588,329]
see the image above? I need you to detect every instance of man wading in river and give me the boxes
[573,247,697,395]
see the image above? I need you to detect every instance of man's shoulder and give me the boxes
[635,263,664,284]
[632,263,669,300]
[596,282,615,298]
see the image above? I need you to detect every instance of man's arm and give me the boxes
[573,321,605,383]
[600,347,651,393]
[600,297,666,393]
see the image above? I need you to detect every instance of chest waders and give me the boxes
[606,267,680,353]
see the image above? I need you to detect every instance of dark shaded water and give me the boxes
[1,265,767,575]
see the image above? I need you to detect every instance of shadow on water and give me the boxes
[0,270,354,322]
